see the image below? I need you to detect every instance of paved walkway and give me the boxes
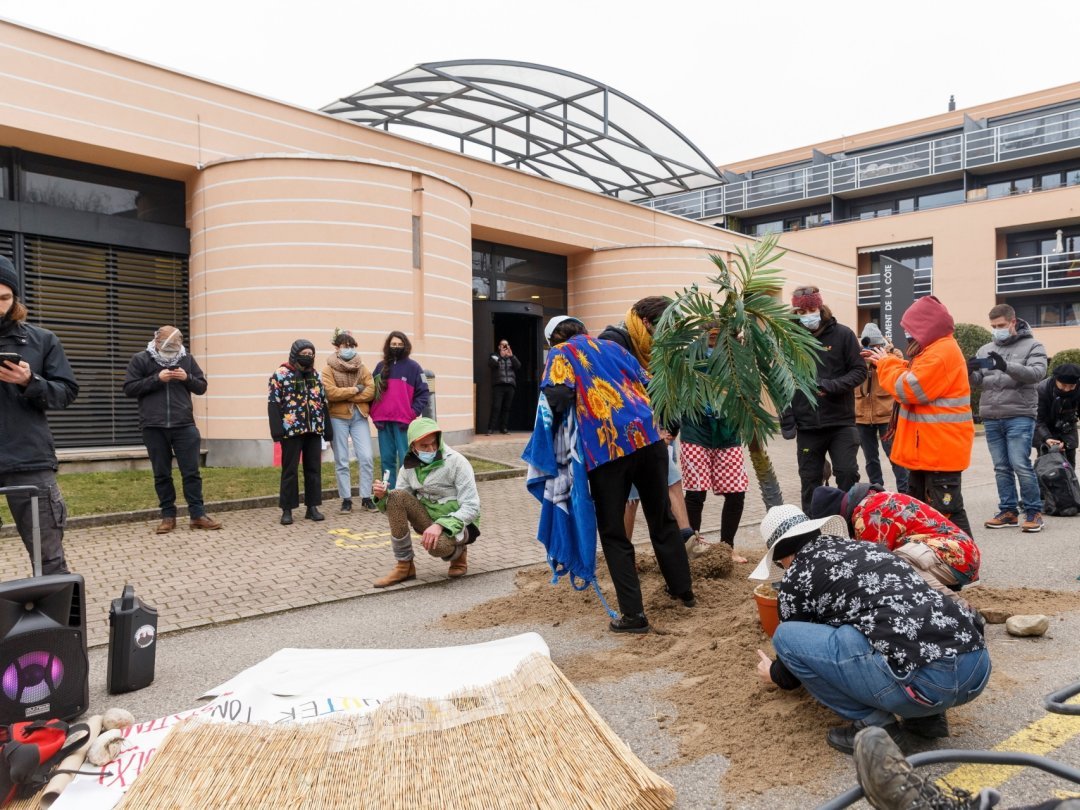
[0,432,1004,647]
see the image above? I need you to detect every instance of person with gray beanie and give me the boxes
[856,322,908,493]
[268,339,333,525]
[0,256,79,575]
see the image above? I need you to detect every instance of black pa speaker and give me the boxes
[0,574,89,724]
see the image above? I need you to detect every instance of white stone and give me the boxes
[1005,614,1050,637]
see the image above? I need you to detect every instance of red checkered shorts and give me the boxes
[680,442,749,494]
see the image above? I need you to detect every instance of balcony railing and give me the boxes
[996,250,1080,294]
[856,268,934,307]
[639,105,1080,221]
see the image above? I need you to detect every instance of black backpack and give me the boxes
[1034,446,1080,517]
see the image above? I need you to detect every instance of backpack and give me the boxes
[0,720,89,806]
[1034,446,1080,517]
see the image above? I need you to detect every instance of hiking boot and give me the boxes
[305,506,325,521]
[665,586,697,608]
[854,725,997,809]
[280,509,293,525]
[156,517,176,534]
[189,515,222,530]
[373,560,416,588]
[448,547,468,578]
[827,719,908,756]
[340,498,352,513]
[361,497,378,512]
[984,510,1018,529]
[902,712,949,739]
[609,613,650,634]
[1021,510,1044,533]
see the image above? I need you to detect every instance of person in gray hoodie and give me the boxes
[968,303,1048,532]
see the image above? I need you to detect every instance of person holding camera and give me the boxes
[486,339,520,435]
[856,323,908,494]
[0,256,78,574]
[1034,363,1080,467]
[123,325,221,533]
[968,304,1048,532]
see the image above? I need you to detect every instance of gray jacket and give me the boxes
[970,320,1047,420]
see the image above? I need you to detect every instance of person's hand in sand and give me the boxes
[755,650,775,686]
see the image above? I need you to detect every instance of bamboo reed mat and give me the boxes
[113,652,674,809]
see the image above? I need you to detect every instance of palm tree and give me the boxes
[649,233,821,508]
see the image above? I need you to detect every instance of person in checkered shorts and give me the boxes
[680,325,750,563]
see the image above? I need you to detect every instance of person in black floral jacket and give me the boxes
[268,339,333,525]
[751,504,990,755]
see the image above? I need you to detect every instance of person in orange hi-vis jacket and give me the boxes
[864,295,975,538]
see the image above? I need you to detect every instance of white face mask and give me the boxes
[338,348,356,361]
[991,327,1011,344]
[416,449,437,464]
[799,313,821,330]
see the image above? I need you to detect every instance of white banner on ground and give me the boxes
[52,633,550,810]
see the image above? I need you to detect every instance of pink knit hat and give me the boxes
[791,285,823,310]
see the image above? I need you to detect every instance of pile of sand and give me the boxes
[444,547,1080,798]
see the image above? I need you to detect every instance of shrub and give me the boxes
[1049,348,1080,377]
[954,323,992,420]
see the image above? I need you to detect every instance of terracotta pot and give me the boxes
[753,584,780,638]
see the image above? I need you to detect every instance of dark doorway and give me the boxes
[473,300,543,433]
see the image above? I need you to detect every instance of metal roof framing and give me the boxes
[323,60,722,199]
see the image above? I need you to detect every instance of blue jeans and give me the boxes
[857,423,909,493]
[330,411,374,500]
[771,622,991,725]
[984,416,1042,513]
[377,422,410,489]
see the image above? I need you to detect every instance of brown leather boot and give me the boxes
[156,517,177,534]
[373,560,416,588]
[190,515,222,530]
[448,547,468,578]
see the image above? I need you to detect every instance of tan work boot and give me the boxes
[190,515,222,530]
[156,517,176,534]
[448,547,468,578]
[373,560,416,588]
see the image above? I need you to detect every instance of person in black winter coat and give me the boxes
[0,257,78,575]
[123,325,221,534]
[781,285,866,512]
[486,339,520,434]
[1034,363,1080,467]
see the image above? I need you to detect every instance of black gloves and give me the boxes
[988,351,1007,371]
[966,357,981,373]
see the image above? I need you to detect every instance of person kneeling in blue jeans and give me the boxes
[751,504,990,754]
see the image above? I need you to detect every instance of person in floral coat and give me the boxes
[268,339,333,525]
[809,482,981,597]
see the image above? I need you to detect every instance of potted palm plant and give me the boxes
[649,233,820,508]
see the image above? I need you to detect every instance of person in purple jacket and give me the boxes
[370,331,429,488]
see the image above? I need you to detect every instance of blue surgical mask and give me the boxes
[799,313,821,330]
[991,328,1011,344]
[417,449,437,464]
[338,348,356,361]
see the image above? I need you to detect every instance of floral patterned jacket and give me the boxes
[267,364,332,441]
[853,491,980,585]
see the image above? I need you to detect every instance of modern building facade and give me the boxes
[640,83,1080,356]
[0,20,851,462]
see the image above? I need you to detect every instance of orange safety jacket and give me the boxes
[875,335,974,472]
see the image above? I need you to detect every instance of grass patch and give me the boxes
[1,456,509,521]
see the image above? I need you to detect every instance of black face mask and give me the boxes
[295,354,315,369]
[389,347,404,359]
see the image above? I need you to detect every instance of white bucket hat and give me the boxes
[748,504,850,581]
[544,315,585,344]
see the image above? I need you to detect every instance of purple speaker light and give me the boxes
[2,651,64,704]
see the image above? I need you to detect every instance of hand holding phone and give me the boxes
[0,352,22,367]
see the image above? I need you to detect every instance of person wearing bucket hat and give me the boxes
[752,503,989,755]
[1034,363,1080,468]
[0,255,79,575]
[530,314,694,633]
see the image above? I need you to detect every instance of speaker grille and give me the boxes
[0,629,87,722]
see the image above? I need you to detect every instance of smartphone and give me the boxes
[973,356,995,370]
[0,352,22,367]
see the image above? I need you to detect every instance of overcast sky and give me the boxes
[2,0,1078,166]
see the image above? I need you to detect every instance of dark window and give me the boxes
[472,241,566,310]
[1041,172,1063,190]
[750,220,783,236]
[1006,295,1080,327]
[17,152,185,226]
[917,188,965,210]
[0,149,9,199]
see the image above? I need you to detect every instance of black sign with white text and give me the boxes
[878,255,916,350]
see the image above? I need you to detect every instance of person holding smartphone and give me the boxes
[485,339,520,435]
[0,256,78,575]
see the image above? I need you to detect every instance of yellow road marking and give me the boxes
[328,527,393,550]
[939,695,1080,793]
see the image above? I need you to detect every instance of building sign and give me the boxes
[878,255,916,349]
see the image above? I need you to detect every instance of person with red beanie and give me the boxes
[865,296,975,537]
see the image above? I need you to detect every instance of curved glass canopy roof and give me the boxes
[322,60,721,200]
